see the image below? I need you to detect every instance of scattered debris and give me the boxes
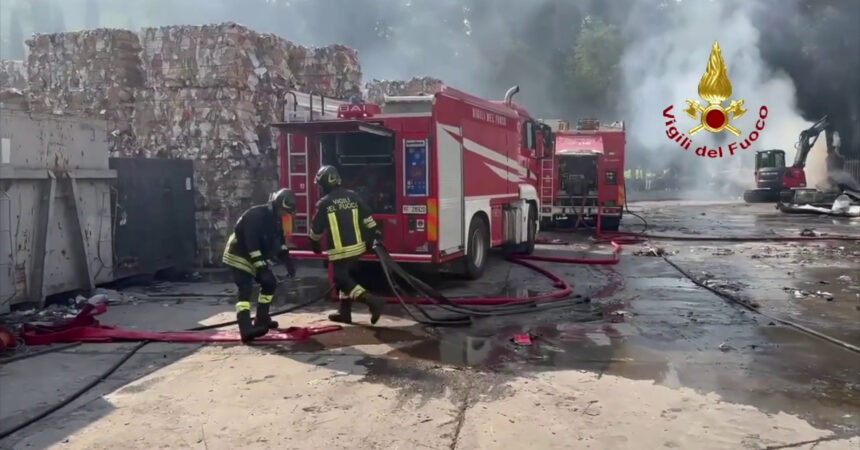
[512,333,533,346]
[800,229,817,237]
[89,288,141,305]
[711,248,734,256]
[607,310,629,323]
[838,275,853,283]
[702,279,746,293]
[633,246,674,257]
[781,193,860,217]
[816,291,835,301]
[782,287,835,301]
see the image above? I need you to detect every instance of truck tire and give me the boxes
[518,203,537,255]
[463,215,489,280]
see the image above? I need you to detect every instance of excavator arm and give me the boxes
[792,115,838,168]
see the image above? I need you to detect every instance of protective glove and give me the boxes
[311,239,322,254]
[279,251,296,278]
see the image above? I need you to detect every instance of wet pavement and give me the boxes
[357,201,860,434]
[2,200,859,448]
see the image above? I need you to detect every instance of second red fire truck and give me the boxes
[273,86,552,279]
[538,118,627,231]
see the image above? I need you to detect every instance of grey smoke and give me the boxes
[618,0,824,195]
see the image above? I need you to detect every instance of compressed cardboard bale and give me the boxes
[0,60,27,89]
[288,43,362,98]
[365,76,445,104]
[130,86,262,159]
[25,29,143,142]
[192,157,280,265]
[139,22,294,90]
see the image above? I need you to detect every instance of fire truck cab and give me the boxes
[538,118,626,231]
[272,86,549,279]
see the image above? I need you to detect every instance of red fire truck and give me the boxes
[272,86,551,279]
[538,118,626,230]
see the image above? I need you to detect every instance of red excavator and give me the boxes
[743,115,850,204]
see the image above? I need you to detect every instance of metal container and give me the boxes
[110,157,196,279]
[0,106,116,312]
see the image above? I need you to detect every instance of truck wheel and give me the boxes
[519,204,537,255]
[463,215,489,280]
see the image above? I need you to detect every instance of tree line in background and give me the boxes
[0,0,857,159]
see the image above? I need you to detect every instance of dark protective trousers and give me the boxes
[231,267,277,313]
[331,256,367,301]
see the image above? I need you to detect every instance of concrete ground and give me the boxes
[1,201,858,449]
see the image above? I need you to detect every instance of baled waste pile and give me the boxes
[287,44,362,99]
[365,76,445,104]
[19,22,364,265]
[26,29,145,154]
[0,60,27,90]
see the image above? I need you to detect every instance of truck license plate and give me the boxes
[402,205,427,215]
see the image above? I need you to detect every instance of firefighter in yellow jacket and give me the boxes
[222,188,298,342]
[310,165,386,325]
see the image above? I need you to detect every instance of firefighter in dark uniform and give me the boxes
[310,165,386,325]
[222,188,298,342]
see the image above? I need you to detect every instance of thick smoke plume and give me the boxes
[619,0,826,196]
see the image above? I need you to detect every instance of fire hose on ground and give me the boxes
[0,242,611,439]
[370,244,601,327]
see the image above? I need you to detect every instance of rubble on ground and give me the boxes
[365,76,445,104]
[703,279,747,293]
[633,246,674,257]
[0,59,27,89]
[783,287,835,301]
[15,23,362,265]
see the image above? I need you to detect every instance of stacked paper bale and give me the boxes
[25,29,144,153]
[0,60,27,90]
[133,23,296,263]
[365,76,445,104]
[288,44,362,99]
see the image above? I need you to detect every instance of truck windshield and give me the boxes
[321,132,396,214]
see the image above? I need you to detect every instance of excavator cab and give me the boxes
[743,150,786,202]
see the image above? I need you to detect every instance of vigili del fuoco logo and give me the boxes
[663,41,769,158]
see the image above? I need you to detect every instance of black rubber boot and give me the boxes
[238,310,269,342]
[328,300,352,324]
[360,293,385,325]
[254,303,279,329]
